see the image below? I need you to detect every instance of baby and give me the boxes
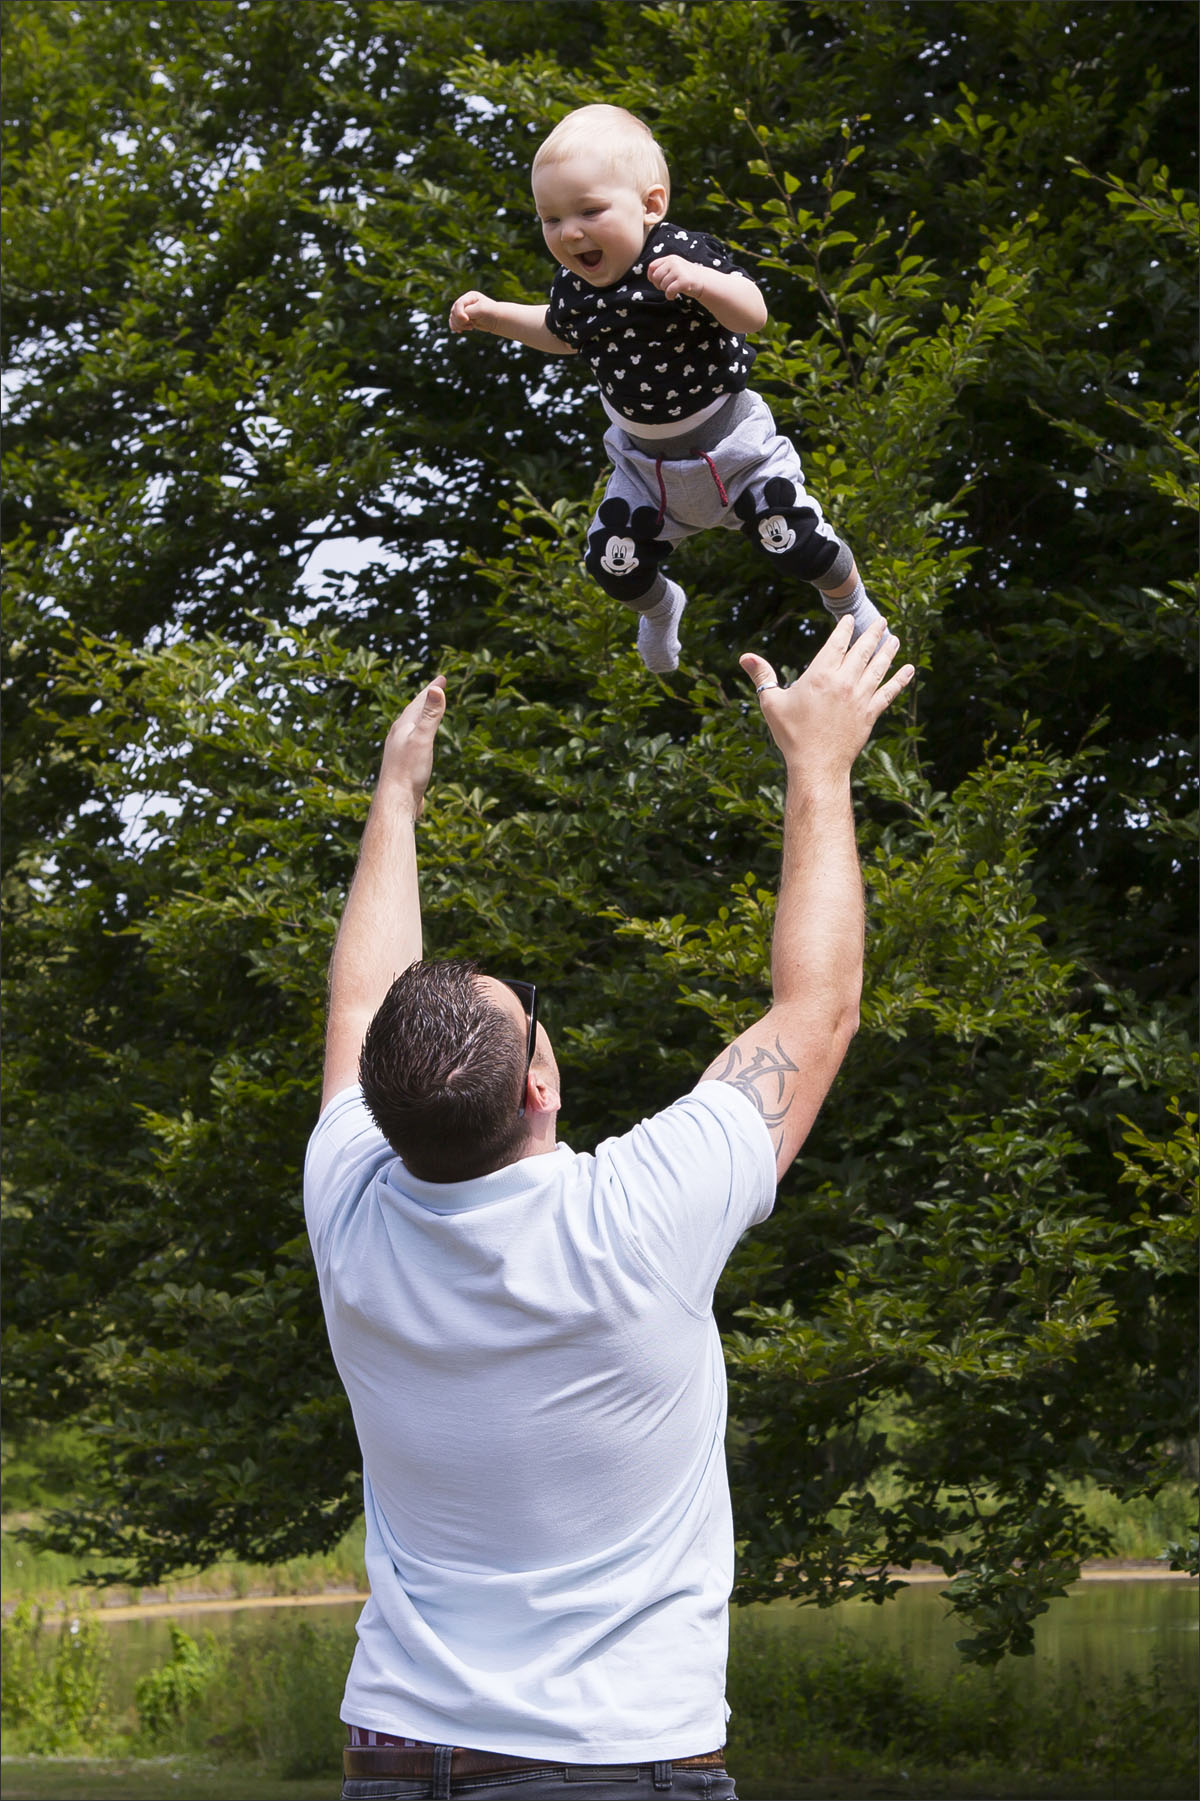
[450,103,883,673]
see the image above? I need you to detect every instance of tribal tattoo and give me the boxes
[709,1037,798,1150]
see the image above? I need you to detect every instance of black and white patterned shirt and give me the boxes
[547,222,757,427]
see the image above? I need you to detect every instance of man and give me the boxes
[305,616,913,1800]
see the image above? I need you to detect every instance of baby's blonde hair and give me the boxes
[532,104,671,206]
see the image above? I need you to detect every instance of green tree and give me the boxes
[3,0,1196,1660]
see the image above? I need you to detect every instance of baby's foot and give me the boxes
[636,580,687,673]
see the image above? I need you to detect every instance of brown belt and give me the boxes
[343,1744,727,1779]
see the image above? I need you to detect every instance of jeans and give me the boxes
[341,1763,737,1800]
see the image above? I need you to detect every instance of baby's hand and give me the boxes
[449,290,493,333]
[647,256,705,304]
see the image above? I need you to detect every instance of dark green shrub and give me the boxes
[135,1624,223,1744]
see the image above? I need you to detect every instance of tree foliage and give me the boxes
[3,0,1196,1661]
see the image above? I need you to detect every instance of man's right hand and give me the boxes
[739,616,913,782]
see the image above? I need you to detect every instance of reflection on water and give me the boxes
[737,1577,1199,1691]
[95,1578,1197,1714]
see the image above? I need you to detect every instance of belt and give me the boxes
[343,1744,727,1779]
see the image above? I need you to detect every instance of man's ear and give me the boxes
[524,1067,560,1118]
[643,182,668,226]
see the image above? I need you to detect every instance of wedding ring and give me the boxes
[755,680,778,693]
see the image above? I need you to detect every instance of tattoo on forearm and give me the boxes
[710,1039,798,1149]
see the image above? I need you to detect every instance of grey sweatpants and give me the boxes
[583,388,854,611]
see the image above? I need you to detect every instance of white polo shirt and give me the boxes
[303,1080,775,1762]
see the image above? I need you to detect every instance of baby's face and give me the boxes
[533,148,666,288]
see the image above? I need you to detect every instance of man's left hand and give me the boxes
[379,676,447,819]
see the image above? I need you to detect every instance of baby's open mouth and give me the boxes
[579,250,602,269]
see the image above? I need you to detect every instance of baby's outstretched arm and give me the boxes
[647,257,768,335]
[449,291,575,355]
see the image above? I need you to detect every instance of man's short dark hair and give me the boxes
[358,959,528,1181]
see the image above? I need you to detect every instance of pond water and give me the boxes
[737,1575,1198,1690]
[90,1575,1197,1714]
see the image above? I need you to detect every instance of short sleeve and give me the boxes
[547,269,582,347]
[303,1087,393,1264]
[593,1081,775,1315]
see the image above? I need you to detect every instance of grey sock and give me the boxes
[818,576,884,643]
[636,579,688,673]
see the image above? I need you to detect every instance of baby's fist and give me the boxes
[647,256,703,303]
[450,290,488,333]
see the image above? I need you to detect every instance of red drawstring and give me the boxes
[701,453,730,507]
[653,452,729,530]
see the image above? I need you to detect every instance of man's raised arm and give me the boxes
[321,676,447,1113]
[700,618,913,1181]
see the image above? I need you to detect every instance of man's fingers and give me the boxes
[853,617,891,660]
[835,619,907,691]
[799,614,855,677]
[855,622,897,681]
[872,662,916,713]
[820,614,891,677]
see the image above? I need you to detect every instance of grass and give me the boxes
[0,1758,336,1800]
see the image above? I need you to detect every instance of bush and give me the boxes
[135,1624,223,1744]
[725,1615,1199,1792]
[132,1615,346,1778]
[0,1603,110,1752]
[246,1619,351,1778]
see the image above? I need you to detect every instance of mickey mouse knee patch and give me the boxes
[585,497,673,600]
[733,477,842,583]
